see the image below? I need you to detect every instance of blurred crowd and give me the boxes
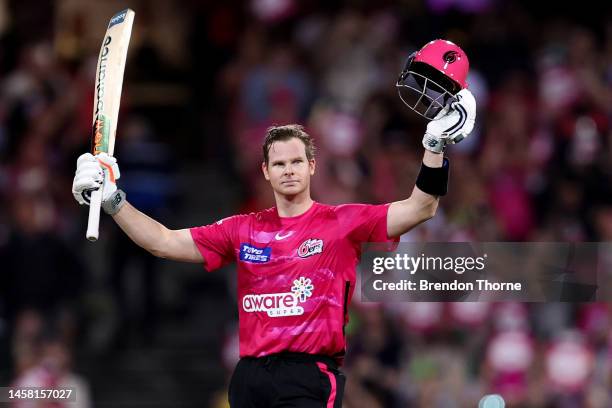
[1,0,612,407]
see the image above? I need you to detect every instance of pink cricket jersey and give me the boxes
[190,202,397,362]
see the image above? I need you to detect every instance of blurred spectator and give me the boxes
[11,318,92,408]
[1,189,85,324]
[108,116,178,348]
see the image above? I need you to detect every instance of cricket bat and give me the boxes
[86,9,135,241]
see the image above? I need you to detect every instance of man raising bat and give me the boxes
[72,39,476,407]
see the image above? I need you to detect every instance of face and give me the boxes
[262,138,315,198]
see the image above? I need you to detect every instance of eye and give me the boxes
[292,159,303,164]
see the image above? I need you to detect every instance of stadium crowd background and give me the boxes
[1,0,611,406]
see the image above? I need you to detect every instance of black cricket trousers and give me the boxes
[228,352,346,408]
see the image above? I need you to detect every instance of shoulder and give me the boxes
[331,202,387,214]
[328,203,391,228]
[220,207,284,227]
[252,206,278,223]
[216,208,270,225]
[203,207,279,233]
[309,202,340,220]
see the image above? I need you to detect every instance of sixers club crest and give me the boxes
[298,239,323,258]
[443,50,459,63]
[442,50,460,70]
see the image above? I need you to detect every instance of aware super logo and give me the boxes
[242,277,314,317]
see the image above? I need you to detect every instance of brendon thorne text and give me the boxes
[372,279,522,292]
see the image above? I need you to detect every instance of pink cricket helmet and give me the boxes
[397,39,470,120]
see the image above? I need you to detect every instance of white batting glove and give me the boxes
[423,89,476,153]
[72,152,120,206]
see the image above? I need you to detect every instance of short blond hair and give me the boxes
[262,124,316,164]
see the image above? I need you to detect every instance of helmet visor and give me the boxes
[396,69,458,120]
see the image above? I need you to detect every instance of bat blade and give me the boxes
[86,8,135,242]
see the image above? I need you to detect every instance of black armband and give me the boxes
[415,158,449,196]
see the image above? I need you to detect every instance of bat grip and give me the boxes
[86,188,103,241]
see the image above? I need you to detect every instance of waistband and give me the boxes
[242,352,339,369]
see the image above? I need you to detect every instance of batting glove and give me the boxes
[72,152,120,206]
[423,89,476,153]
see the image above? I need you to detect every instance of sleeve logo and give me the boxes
[239,243,271,263]
[297,239,324,258]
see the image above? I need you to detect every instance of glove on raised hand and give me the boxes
[72,152,120,206]
[423,88,476,153]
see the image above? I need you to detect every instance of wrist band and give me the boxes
[415,158,449,196]
[423,134,446,153]
[102,189,127,215]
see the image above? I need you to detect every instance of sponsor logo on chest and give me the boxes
[297,238,324,258]
[242,277,314,317]
[239,243,271,263]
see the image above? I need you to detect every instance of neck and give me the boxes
[274,190,314,217]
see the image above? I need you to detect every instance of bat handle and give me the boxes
[86,187,104,241]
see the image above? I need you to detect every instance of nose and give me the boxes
[284,164,295,176]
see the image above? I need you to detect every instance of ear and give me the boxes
[262,162,270,181]
[309,159,316,176]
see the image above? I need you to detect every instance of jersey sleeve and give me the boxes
[334,203,399,245]
[190,215,241,272]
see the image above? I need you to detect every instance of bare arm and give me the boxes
[112,202,203,263]
[387,150,443,238]
[387,87,476,237]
